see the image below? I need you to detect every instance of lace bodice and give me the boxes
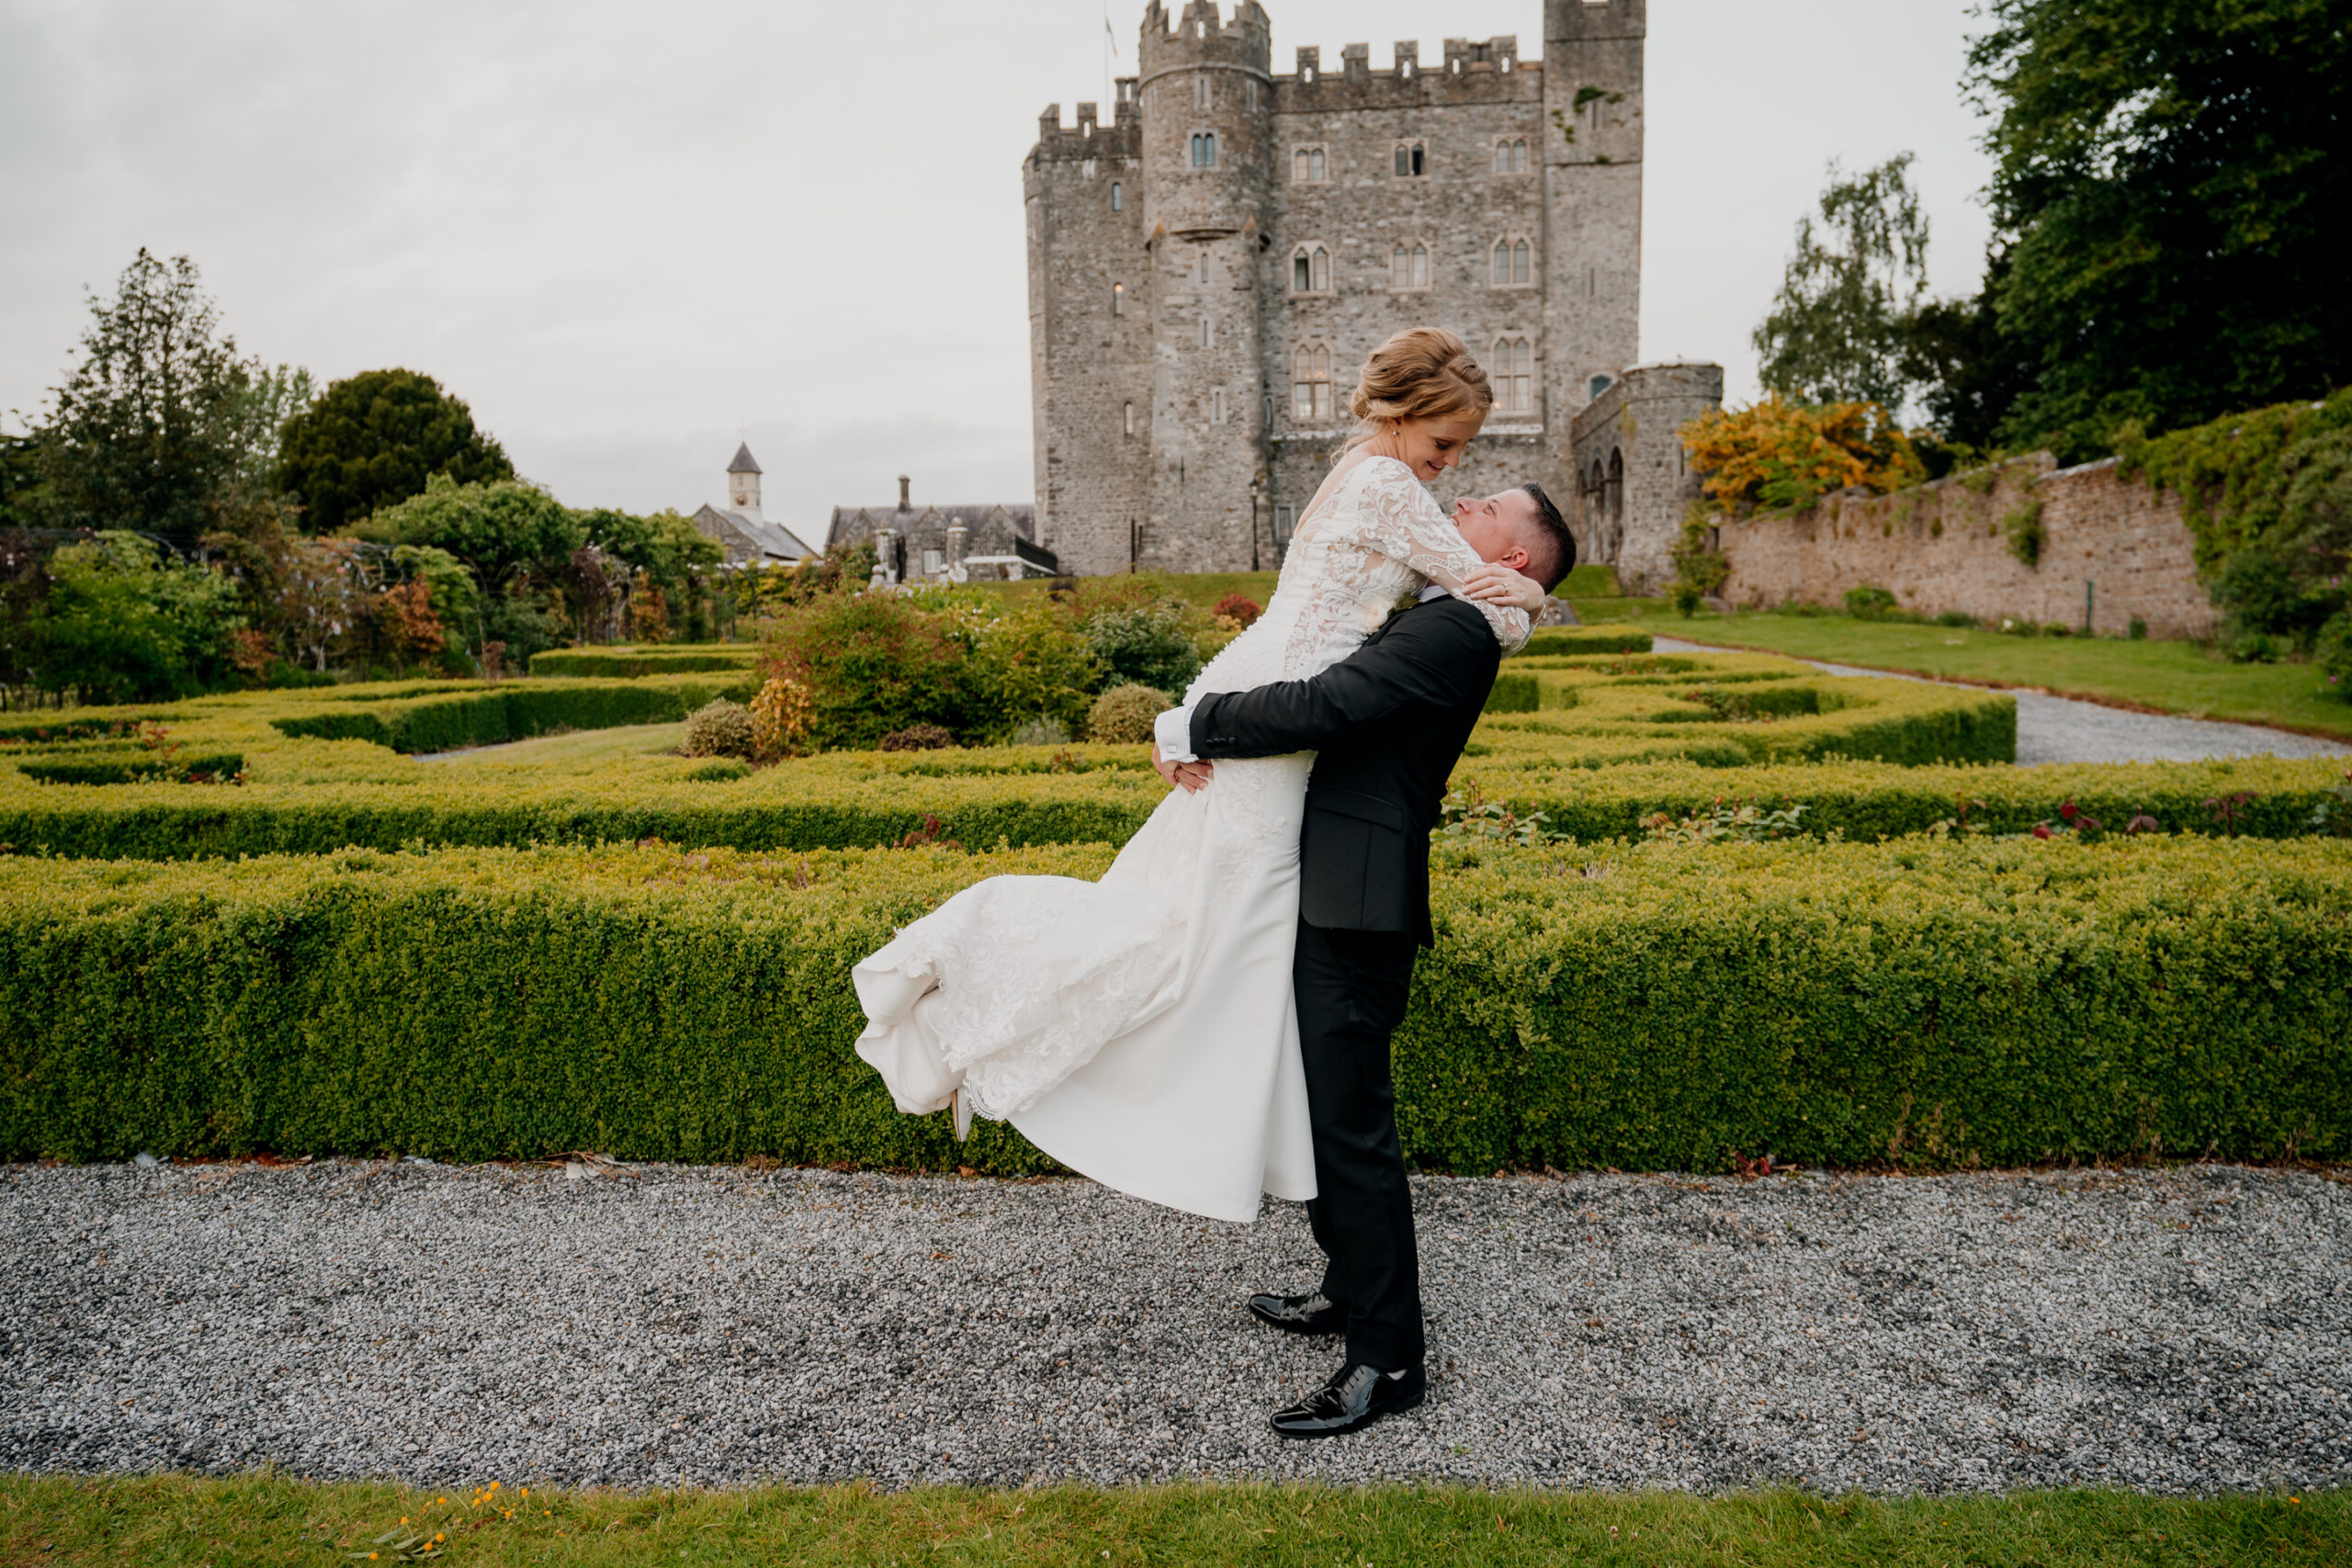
[1187,454,1529,702]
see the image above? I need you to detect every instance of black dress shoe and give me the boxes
[1248,1291,1346,1336]
[1269,1360,1426,1439]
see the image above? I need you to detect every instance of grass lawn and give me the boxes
[3,1475,2342,1567]
[1566,598,2352,740]
[419,721,689,766]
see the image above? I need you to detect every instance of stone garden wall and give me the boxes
[1717,455,2217,641]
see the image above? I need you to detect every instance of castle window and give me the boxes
[1111,181,1123,211]
[1290,244,1329,293]
[1274,503,1295,542]
[1492,336,1533,413]
[1494,138,1528,175]
[1191,132,1217,168]
[1198,316,1212,349]
[1292,343,1332,421]
[1113,281,1125,315]
[1393,141,1426,177]
[1194,75,1210,109]
[1292,145,1327,183]
[1489,237,1532,287]
[1390,241,1430,291]
[1125,401,1135,437]
[1212,388,1227,424]
[922,548,944,577]
[1589,373,1614,400]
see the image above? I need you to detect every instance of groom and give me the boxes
[1152,482,1576,1438]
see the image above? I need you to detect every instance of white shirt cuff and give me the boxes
[1154,702,1199,762]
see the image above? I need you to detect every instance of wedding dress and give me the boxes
[851,453,1530,1222]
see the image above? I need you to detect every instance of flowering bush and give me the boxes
[1212,592,1262,628]
[1679,397,1926,515]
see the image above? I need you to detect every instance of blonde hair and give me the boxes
[1344,327,1494,450]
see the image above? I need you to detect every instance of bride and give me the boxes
[851,328,1545,1222]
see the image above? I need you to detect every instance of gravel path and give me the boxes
[5,1161,2346,1495]
[1652,637,2352,766]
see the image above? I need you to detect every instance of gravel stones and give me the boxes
[3,1160,2346,1494]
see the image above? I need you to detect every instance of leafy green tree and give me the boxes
[277,368,514,534]
[0,426,47,531]
[361,474,582,660]
[1967,0,2352,460]
[1894,249,2041,456]
[1752,155,1930,410]
[30,251,302,539]
[21,531,243,702]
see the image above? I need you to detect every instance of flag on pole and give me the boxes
[1105,9,1118,57]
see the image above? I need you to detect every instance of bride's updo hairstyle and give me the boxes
[1345,327,1494,451]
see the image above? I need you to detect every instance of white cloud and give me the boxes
[0,0,1994,532]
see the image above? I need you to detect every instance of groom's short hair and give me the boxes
[1515,482,1577,591]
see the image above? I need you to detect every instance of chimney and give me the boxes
[897,475,911,513]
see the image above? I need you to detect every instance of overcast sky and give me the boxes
[0,0,1994,535]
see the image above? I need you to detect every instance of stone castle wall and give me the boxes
[1026,0,1648,577]
[1566,360,1719,593]
[1717,457,2217,641]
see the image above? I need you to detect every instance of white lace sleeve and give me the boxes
[1352,458,1532,652]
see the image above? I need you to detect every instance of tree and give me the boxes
[20,531,243,702]
[1967,0,2352,460]
[1752,155,1931,410]
[361,474,581,661]
[277,368,514,534]
[1894,248,2041,454]
[30,251,300,539]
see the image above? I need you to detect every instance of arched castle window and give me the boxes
[1291,245,1329,293]
[1493,139,1528,175]
[1190,132,1217,168]
[1390,241,1430,291]
[1292,145,1327,183]
[1393,141,1426,177]
[1292,343,1332,421]
[1489,237,1532,287]
[1111,182,1123,211]
[1492,336,1533,412]
[1607,448,1625,524]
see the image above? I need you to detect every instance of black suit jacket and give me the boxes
[1188,594,1501,945]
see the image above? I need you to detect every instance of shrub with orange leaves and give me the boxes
[1679,396,1925,516]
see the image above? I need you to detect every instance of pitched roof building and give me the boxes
[689,443,821,565]
[826,475,1058,583]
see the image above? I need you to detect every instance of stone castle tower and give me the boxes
[1024,0,1665,578]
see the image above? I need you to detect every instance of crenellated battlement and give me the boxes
[1271,36,1537,107]
[1140,0,1271,76]
[1031,93,1143,163]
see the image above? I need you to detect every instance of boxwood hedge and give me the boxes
[3,838,2343,1172]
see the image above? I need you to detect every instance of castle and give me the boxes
[1023,0,1718,587]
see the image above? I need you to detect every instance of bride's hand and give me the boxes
[1461,562,1550,615]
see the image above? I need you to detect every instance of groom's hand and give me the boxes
[1150,742,1214,794]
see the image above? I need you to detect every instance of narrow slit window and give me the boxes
[1113,281,1125,315]
[1212,388,1227,424]
[1198,316,1211,349]
[1124,401,1135,437]
[1194,76,1210,109]
[1111,181,1123,211]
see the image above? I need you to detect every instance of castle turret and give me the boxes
[727,442,763,516]
[1137,1,1272,571]
[1542,0,1645,427]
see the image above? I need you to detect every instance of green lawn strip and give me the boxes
[1565,602,2352,740]
[2,1474,2341,1566]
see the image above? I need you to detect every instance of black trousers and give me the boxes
[1292,917,1424,1371]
